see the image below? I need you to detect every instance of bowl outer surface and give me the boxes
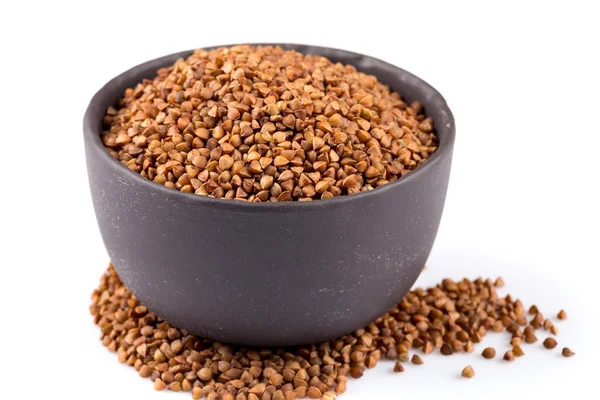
[84,44,455,346]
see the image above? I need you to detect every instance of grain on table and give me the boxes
[91,266,575,399]
[461,366,475,378]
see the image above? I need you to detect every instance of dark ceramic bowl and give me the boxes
[84,44,455,346]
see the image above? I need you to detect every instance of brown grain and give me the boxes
[461,366,475,378]
[411,354,424,365]
[512,345,525,357]
[91,265,574,399]
[561,347,575,357]
[503,351,515,361]
[543,338,558,349]
[481,348,496,359]
[393,362,404,373]
[101,45,438,202]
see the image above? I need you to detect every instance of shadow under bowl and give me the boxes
[84,44,455,346]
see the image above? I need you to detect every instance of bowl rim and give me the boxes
[84,43,455,211]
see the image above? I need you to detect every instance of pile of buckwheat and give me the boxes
[91,265,573,400]
[101,45,438,201]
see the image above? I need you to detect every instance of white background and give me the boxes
[1,1,599,399]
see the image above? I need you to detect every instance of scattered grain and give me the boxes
[91,265,575,399]
[543,338,558,349]
[411,354,424,365]
[461,366,475,378]
[154,379,166,391]
[393,362,404,373]
[513,345,525,357]
[561,348,575,357]
[481,348,496,359]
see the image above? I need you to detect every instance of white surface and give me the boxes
[1,1,599,399]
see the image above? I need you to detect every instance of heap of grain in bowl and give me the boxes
[102,45,438,202]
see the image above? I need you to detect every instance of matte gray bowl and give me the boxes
[84,44,455,346]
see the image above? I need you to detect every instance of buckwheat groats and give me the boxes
[91,266,574,399]
[101,45,438,202]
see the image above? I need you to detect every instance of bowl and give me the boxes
[84,44,455,346]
